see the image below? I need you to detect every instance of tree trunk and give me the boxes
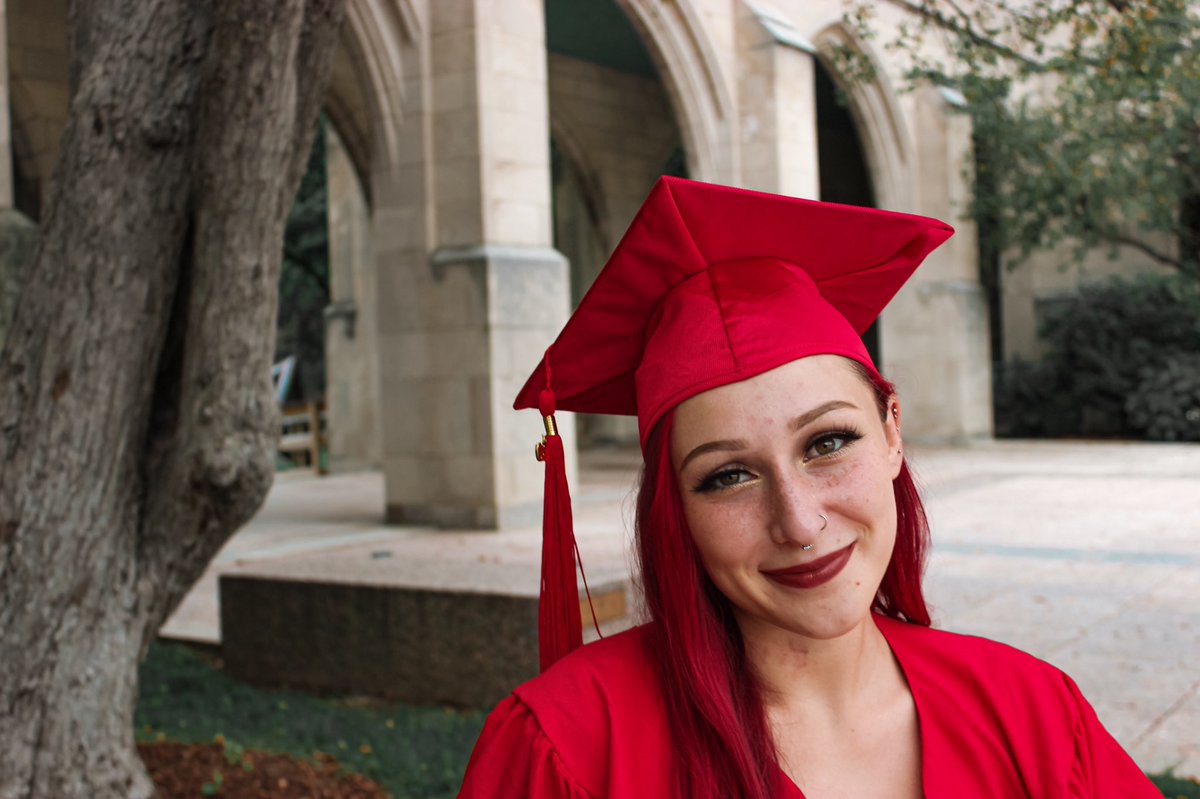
[0,1,345,797]
[1180,192,1200,278]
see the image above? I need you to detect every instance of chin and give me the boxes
[737,590,880,644]
[786,604,876,641]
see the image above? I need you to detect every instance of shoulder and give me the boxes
[878,614,1066,681]
[514,624,659,711]
[875,616,1162,797]
[509,625,671,796]
[876,614,1082,726]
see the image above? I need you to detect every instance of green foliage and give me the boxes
[1151,771,1200,799]
[1126,352,1200,441]
[276,117,331,401]
[994,275,1200,438]
[841,0,1200,277]
[136,638,1196,797]
[136,641,487,799]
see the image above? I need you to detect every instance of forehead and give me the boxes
[670,356,871,447]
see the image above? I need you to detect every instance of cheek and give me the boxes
[681,499,761,573]
[825,458,897,527]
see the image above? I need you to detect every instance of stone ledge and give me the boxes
[219,545,630,708]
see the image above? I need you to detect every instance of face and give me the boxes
[669,355,904,644]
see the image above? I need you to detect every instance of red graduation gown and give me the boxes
[458,615,1160,798]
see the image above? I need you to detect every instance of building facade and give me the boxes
[2,0,1002,530]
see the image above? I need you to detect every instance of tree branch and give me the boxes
[137,0,346,634]
[1101,231,1186,271]
[881,0,1047,71]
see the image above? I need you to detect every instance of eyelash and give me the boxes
[691,428,864,494]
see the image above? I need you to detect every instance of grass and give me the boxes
[1156,773,1200,799]
[138,640,1199,799]
[135,642,486,799]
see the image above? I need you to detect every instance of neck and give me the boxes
[739,612,895,718]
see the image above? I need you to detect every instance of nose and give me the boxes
[766,467,824,548]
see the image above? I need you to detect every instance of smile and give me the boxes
[761,543,855,590]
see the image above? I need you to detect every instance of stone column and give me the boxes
[883,86,993,442]
[375,0,571,529]
[735,4,820,198]
[324,124,381,470]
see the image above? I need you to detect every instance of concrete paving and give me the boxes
[161,439,1200,779]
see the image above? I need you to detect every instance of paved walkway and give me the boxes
[162,439,1200,778]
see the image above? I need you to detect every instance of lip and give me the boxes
[761,543,855,590]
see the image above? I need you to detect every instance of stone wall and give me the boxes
[1001,241,1174,361]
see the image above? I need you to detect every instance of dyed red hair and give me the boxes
[634,365,931,798]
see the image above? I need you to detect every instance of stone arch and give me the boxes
[549,113,611,257]
[7,78,45,220]
[314,0,422,469]
[327,0,417,191]
[614,0,735,183]
[6,0,70,219]
[812,23,916,212]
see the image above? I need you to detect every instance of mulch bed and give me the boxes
[138,741,390,799]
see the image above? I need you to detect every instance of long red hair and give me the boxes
[634,366,931,798]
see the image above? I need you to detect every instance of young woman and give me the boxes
[457,177,1160,798]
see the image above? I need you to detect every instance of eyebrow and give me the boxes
[679,400,857,473]
[788,400,856,432]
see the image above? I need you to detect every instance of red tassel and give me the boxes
[536,383,599,672]
[537,425,580,672]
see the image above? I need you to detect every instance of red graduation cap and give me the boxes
[515,176,953,671]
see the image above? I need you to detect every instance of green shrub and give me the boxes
[993,358,1076,437]
[1126,353,1200,441]
[1150,771,1200,799]
[995,274,1200,438]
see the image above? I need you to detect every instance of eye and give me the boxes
[805,430,860,460]
[695,467,754,493]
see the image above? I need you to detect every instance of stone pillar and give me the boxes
[735,4,820,198]
[324,124,381,470]
[375,0,571,529]
[883,86,993,442]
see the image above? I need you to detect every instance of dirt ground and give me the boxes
[139,741,390,799]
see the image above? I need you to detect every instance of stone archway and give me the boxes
[6,0,70,220]
[548,116,609,306]
[545,0,691,445]
[814,23,991,441]
[810,23,923,368]
[813,23,917,212]
[319,0,420,470]
[613,0,735,184]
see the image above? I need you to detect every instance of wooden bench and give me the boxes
[278,399,327,475]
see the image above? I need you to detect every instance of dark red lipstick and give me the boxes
[761,543,855,590]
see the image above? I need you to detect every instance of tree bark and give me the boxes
[0,1,345,797]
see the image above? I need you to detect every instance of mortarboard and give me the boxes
[514,176,954,671]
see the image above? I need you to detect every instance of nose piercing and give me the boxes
[801,514,827,551]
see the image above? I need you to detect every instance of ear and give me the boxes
[885,397,903,479]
